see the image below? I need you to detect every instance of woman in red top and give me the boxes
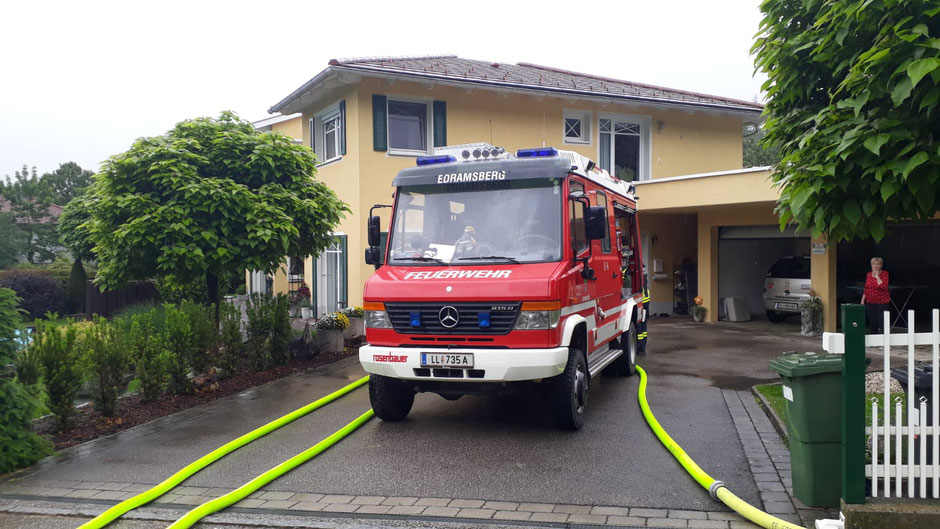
[861,257,890,333]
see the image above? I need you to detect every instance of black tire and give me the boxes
[608,322,638,377]
[551,347,589,431]
[369,375,415,421]
[766,310,788,323]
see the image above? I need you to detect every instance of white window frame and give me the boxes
[386,95,432,157]
[597,112,652,182]
[563,109,592,145]
[313,104,342,166]
[315,233,345,317]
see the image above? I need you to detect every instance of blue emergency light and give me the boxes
[416,155,457,166]
[477,312,491,328]
[516,147,558,158]
[410,311,422,327]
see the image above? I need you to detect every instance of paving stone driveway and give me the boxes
[0,317,833,528]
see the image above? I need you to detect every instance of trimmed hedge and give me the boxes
[0,270,65,319]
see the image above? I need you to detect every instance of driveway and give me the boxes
[0,317,819,528]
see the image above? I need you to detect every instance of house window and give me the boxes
[563,110,591,144]
[322,112,340,161]
[388,99,429,153]
[312,103,344,165]
[314,236,347,317]
[598,115,650,182]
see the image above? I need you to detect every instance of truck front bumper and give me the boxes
[359,345,569,382]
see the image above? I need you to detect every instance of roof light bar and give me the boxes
[416,155,457,166]
[517,147,558,158]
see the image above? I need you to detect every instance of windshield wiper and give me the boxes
[394,256,446,265]
[458,255,520,264]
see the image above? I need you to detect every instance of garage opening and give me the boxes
[837,221,940,331]
[718,225,810,320]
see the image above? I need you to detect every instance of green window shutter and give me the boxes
[339,100,346,156]
[308,117,316,156]
[379,232,387,266]
[433,100,447,147]
[340,235,348,307]
[372,95,387,151]
[311,256,318,318]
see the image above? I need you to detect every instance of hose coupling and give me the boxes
[708,481,726,500]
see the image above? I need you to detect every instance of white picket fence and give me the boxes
[823,309,940,499]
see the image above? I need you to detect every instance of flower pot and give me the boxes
[344,316,365,339]
[801,307,822,336]
[300,307,313,319]
[692,312,705,322]
[316,329,345,353]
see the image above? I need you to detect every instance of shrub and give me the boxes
[0,288,52,472]
[270,295,292,366]
[315,312,349,331]
[65,259,87,314]
[181,301,216,374]
[79,316,129,417]
[129,315,168,402]
[14,329,42,387]
[0,270,65,319]
[113,302,165,334]
[245,294,275,370]
[162,304,192,395]
[32,318,81,429]
[340,306,364,318]
[218,301,244,376]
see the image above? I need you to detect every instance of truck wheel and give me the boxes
[608,322,638,377]
[551,347,589,431]
[766,310,788,323]
[369,375,415,421]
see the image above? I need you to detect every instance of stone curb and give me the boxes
[750,385,789,444]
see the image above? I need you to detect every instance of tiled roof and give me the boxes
[272,55,762,114]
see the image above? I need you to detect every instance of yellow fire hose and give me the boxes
[636,366,804,529]
[78,375,370,529]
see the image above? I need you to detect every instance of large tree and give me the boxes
[42,161,94,205]
[0,166,59,263]
[754,0,940,241]
[0,213,28,269]
[85,112,348,310]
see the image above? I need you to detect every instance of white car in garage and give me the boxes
[762,256,811,322]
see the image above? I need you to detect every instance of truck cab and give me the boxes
[360,144,645,430]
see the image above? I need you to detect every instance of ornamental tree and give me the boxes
[85,112,348,311]
[754,0,940,241]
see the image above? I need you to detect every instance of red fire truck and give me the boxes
[360,144,646,430]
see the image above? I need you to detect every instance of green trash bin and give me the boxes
[768,352,843,508]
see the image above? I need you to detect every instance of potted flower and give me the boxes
[299,300,313,320]
[289,283,311,318]
[801,289,823,337]
[690,297,707,322]
[341,306,365,339]
[315,312,349,353]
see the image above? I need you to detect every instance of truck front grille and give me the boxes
[385,302,520,335]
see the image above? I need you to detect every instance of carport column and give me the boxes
[810,235,838,332]
[697,217,719,322]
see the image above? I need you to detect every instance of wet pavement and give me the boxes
[1,315,819,527]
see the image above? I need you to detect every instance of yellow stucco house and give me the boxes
[251,55,866,331]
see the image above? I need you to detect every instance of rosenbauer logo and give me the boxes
[404,270,512,280]
[373,354,408,363]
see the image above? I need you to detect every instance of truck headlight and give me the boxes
[514,301,561,330]
[364,302,393,329]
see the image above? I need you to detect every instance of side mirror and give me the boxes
[365,247,376,266]
[368,216,381,247]
[586,206,606,240]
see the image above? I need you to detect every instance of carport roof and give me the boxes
[269,55,765,115]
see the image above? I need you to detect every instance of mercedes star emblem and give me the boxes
[439,306,459,328]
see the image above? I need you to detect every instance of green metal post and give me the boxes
[841,303,866,504]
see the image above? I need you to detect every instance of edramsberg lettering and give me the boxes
[373,354,407,363]
[404,270,512,280]
[436,170,507,184]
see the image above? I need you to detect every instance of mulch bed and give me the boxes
[34,345,361,452]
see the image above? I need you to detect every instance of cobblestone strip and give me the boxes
[0,481,765,527]
[723,389,809,527]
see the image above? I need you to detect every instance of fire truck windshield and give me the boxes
[388,178,562,265]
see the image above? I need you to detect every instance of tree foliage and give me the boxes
[57,190,96,262]
[84,112,348,309]
[743,128,781,168]
[43,162,94,205]
[0,166,58,263]
[0,213,27,269]
[754,0,940,241]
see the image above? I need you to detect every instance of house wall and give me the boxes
[639,212,698,315]
[271,117,303,140]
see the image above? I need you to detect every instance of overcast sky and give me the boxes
[0,0,767,179]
